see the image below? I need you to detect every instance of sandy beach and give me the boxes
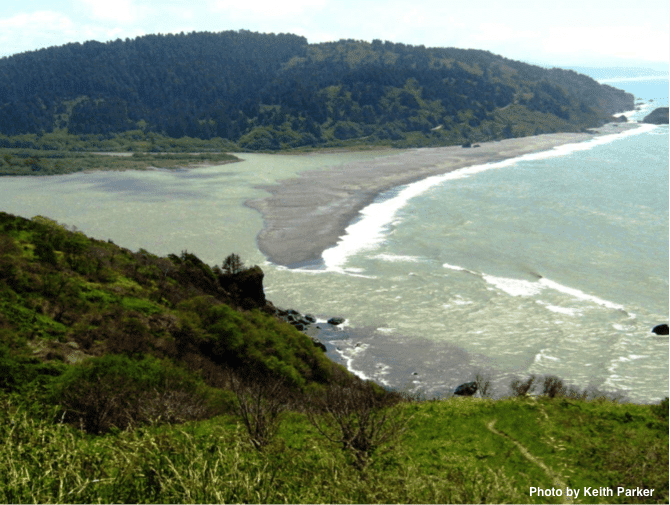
[247,124,638,267]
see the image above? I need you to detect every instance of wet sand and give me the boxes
[246,125,637,267]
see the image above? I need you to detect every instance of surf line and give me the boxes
[322,124,654,272]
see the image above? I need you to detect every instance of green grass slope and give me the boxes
[0,395,666,503]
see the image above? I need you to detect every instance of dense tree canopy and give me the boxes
[0,31,633,148]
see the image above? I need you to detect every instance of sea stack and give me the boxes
[641,107,669,124]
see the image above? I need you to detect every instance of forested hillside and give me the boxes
[0,30,633,149]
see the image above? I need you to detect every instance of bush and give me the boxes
[651,397,669,421]
[49,354,217,434]
[541,375,566,398]
[222,253,244,275]
[474,372,493,398]
[510,375,537,397]
[230,371,293,451]
[307,378,408,470]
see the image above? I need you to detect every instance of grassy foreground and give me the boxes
[1,392,667,504]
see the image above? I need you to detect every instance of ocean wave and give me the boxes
[482,274,544,297]
[442,262,467,271]
[333,341,372,381]
[372,253,423,262]
[322,125,656,271]
[538,278,625,311]
[537,301,582,316]
[480,272,633,317]
[533,348,561,363]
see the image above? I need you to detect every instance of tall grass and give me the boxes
[1,393,536,503]
[0,370,666,503]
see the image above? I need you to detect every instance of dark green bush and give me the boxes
[49,354,220,434]
[651,397,669,421]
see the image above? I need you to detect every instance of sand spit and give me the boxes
[247,124,639,267]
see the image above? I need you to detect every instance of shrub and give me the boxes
[651,397,669,421]
[49,354,217,434]
[474,372,493,398]
[222,253,245,275]
[307,378,408,470]
[510,375,536,397]
[541,375,566,398]
[230,371,293,451]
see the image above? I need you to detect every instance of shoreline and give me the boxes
[247,123,640,267]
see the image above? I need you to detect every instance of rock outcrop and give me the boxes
[454,381,478,396]
[641,107,669,124]
[218,266,266,309]
[652,324,669,335]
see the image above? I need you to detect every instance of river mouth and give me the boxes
[1,125,667,404]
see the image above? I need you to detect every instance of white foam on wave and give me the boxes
[533,349,561,363]
[538,302,582,316]
[453,298,473,306]
[333,342,371,381]
[538,278,625,311]
[322,124,655,271]
[443,296,474,309]
[481,272,631,317]
[442,262,467,271]
[482,274,544,297]
[372,253,423,263]
[268,262,328,275]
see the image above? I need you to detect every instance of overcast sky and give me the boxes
[1,0,668,68]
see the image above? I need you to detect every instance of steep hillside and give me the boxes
[0,211,338,394]
[0,31,633,148]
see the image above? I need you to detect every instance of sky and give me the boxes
[1,0,668,69]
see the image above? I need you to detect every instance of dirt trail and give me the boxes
[486,419,573,504]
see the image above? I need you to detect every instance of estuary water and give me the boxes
[0,76,667,403]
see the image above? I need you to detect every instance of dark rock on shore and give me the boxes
[269,305,329,351]
[239,267,338,353]
[311,338,327,352]
[641,107,669,124]
[454,381,478,396]
[652,324,669,335]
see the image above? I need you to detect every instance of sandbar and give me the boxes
[246,124,638,267]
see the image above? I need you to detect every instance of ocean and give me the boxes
[264,76,669,403]
[0,74,667,403]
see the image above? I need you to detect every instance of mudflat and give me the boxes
[246,125,636,267]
